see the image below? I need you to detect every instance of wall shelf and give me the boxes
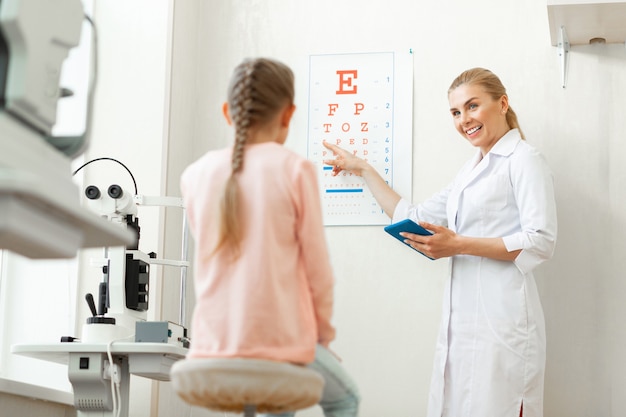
[548,1,626,46]
[547,1,626,88]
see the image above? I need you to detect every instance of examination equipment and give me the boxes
[0,0,133,258]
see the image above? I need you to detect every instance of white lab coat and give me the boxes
[393,129,557,417]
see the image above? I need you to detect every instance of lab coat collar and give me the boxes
[486,128,522,157]
[462,129,522,191]
[468,128,522,168]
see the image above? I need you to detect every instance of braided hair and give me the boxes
[212,58,295,259]
[448,68,525,140]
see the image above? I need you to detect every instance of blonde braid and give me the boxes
[213,61,255,259]
[230,61,255,173]
[210,58,295,261]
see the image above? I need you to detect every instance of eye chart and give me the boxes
[307,51,413,226]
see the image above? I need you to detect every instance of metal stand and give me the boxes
[133,195,190,328]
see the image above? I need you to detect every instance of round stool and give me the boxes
[170,357,324,416]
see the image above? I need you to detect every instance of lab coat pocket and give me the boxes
[468,175,510,212]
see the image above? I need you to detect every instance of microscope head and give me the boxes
[83,184,137,219]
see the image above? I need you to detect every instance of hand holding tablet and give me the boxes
[384,219,434,260]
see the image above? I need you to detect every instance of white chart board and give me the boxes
[307,51,414,226]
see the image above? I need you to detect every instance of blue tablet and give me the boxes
[384,219,434,260]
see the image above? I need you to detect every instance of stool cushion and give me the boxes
[170,358,324,413]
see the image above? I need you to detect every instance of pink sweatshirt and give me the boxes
[180,142,336,364]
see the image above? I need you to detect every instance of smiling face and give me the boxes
[448,83,510,155]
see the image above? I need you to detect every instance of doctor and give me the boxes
[323,67,557,417]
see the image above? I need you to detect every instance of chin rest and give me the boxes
[170,357,324,415]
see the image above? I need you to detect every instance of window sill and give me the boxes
[0,377,73,406]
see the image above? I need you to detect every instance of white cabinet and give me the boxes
[548,0,626,45]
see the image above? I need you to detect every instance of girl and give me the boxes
[180,57,359,417]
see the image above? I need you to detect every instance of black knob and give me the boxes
[85,293,98,317]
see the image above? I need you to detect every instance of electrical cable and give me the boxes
[106,336,132,417]
[72,157,139,195]
[106,339,118,417]
[116,384,122,417]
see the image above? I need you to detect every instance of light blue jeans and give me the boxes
[261,345,360,417]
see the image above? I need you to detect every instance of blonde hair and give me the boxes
[213,58,295,259]
[448,68,525,140]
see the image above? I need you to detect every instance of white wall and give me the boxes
[6,1,620,416]
[161,1,626,417]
